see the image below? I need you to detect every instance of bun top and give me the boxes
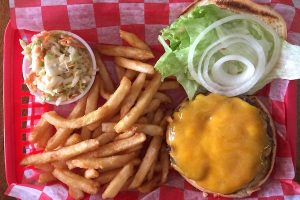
[183,0,287,39]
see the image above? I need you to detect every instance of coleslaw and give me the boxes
[20,31,96,105]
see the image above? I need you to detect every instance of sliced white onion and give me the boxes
[187,14,281,96]
[211,55,255,86]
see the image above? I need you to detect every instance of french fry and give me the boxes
[129,136,162,188]
[95,168,120,185]
[29,118,53,143]
[84,168,99,179]
[160,148,170,184]
[116,65,126,81]
[35,163,54,172]
[138,176,160,193]
[146,112,155,124]
[160,110,173,129]
[52,168,99,194]
[46,96,87,150]
[52,160,68,169]
[115,73,161,133]
[120,73,146,118]
[114,128,136,141]
[42,77,131,130]
[81,133,146,158]
[99,77,111,100]
[147,160,156,181]
[95,132,116,145]
[65,133,82,146]
[92,126,102,138]
[81,75,100,140]
[102,123,163,137]
[120,30,151,51]
[69,187,85,200]
[158,81,180,90]
[108,114,120,123]
[97,44,154,60]
[154,92,172,104]
[20,139,99,165]
[102,162,135,199]
[36,125,55,149]
[153,108,164,125]
[142,99,161,115]
[93,49,114,93]
[66,152,137,170]
[120,143,143,154]
[137,117,148,124]
[38,172,57,184]
[124,69,138,80]
[115,57,154,74]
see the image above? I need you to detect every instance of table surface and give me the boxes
[0,0,299,199]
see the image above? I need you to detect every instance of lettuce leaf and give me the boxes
[155,4,300,99]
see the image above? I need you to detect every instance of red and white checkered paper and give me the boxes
[5,0,300,199]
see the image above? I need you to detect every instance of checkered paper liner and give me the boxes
[5,0,300,199]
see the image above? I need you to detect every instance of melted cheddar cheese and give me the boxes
[167,93,270,194]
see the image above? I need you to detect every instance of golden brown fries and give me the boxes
[65,133,82,146]
[138,176,160,193]
[67,152,137,170]
[93,49,114,93]
[153,108,164,125]
[121,144,143,154]
[69,187,85,200]
[51,160,68,169]
[124,69,138,80]
[159,81,180,90]
[114,128,136,141]
[95,168,120,185]
[97,44,154,60]
[99,77,111,100]
[81,75,100,140]
[82,133,146,158]
[142,99,161,115]
[20,139,99,165]
[102,123,163,136]
[94,132,116,145]
[120,30,151,51]
[92,126,102,138]
[29,118,53,144]
[115,73,161,133]
[21,30,175,199]
[160,148,170,184]
[116,65,126,81]
[46,96,87,150]
[42,77,131,129]
[84,168,99,179]
[38,172,57,184]
[130,136,162,188]
[36,125,55,149]
[120,73,146,118]
[35,163,54,172]
[154,92,172,104]
[115,57,155,74]
[137,117,149,124]
[52,168,99,194]
[102,162,135,199]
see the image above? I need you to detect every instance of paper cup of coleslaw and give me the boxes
[21,30,97,106]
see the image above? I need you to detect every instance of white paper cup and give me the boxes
[22,30,97,106]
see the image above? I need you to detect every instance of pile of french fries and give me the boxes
[21,30,179,200]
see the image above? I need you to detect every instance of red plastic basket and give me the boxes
[3,21,54,185]
[3,18,298,195]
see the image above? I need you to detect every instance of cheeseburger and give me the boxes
[167,94,276,197]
